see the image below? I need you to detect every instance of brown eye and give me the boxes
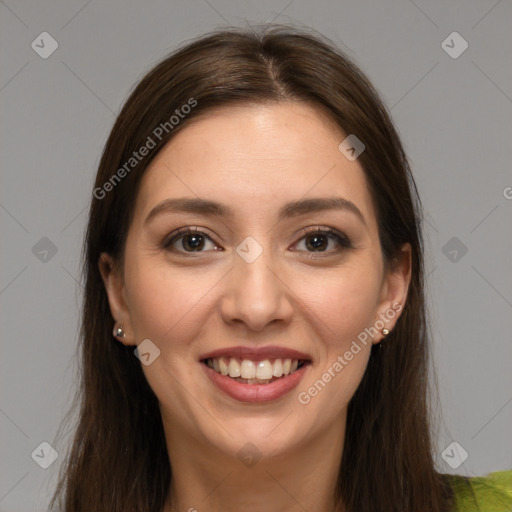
[304,233,330,251]
[179,233,207,251]
[163,228,221,253]
[292,228,352,255]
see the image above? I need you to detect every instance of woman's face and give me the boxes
[100,102,410,461]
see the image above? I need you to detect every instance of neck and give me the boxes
[161,412,347,512]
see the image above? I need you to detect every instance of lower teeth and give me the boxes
[232,376,280,385]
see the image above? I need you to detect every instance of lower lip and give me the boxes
[201,362,310,404]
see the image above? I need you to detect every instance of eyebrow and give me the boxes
[144,196,367,226]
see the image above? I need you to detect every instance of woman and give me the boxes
[50,25,512,511]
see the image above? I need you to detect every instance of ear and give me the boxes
[98,252,136,346]
[373,243,412,345]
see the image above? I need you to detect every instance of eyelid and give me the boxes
[298,225,350,241]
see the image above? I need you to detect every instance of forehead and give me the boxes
[134,102,377,229]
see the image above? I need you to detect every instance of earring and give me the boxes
[113,323,125,340]
[377,328,390,349]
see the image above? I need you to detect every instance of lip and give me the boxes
[201,361,311,404]
[198,345,313,363]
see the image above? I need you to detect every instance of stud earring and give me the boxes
[382,328,390,337]
[113,323,125,340]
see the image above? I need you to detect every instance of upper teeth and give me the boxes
[206,357,301,379]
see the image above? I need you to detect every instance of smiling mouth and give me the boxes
[202,357,311,384]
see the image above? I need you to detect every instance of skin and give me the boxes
[99,102,411,512]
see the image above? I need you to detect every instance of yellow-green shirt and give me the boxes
[446,470,512,511]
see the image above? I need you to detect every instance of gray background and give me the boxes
[1,1,511,510]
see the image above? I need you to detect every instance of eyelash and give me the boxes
[290,226,353,259]
[162,226,352,259]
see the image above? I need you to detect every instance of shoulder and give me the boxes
[444,469,512,512]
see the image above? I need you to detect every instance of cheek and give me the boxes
[294,262,382,345]
[294,266,380,414]
[124,258,220,346]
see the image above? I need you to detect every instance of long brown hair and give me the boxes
[50,25,453,511]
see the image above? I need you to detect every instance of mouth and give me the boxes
[199,346,313,403]
[201,357,311,385]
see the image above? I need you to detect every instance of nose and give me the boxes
[219,243,294,332]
